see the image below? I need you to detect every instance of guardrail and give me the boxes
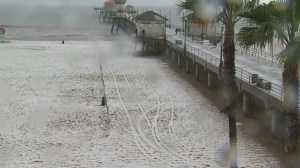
[166,35,300,107]
[186,45,220,66]
[167,35,220,66]
[235,67,284,100]
[236,45,278,64]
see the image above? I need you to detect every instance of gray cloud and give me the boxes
[0,0,272,7]
[0,0,176,7]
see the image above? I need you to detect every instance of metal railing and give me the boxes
[166,35,289,104]
[166,35,220,66]
[236,45,278,64]
[235,67,283,100]
[167,34,300,108]
[186,45,220,66]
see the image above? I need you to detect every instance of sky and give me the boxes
[0,0,272,7]
[0,0,176,7]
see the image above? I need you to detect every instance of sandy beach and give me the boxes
[0,36,294,167]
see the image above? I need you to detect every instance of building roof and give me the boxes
[134,11,167,22]
[0,27,7,30]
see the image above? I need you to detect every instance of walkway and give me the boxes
[166,28,294,105]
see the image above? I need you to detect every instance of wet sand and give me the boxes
[0,38,296,167]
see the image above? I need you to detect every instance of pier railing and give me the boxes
[236,46,278,64]
[167,35,220,66]
[166,35,300,107]
[186,45,220,66]
[235,67,284,100]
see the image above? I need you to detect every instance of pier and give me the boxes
[165,32,297,141]
[94,7,115,23]
[94,7,299,150]
[111,17,136,34]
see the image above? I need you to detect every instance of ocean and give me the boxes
[0,4,283,53]
[0,5,113,41]
[0,4,186,41]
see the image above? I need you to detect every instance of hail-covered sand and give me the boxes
[0,39,288,167]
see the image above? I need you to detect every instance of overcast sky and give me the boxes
[0,0,176,7]
[0,0,272,7]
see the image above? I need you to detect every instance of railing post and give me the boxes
[241,70,243,79]
[265,52,266,61]
[248,74,251,83]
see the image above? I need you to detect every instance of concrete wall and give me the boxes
[136,21,166,37]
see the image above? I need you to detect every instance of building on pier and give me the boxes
[182,12,223,43]
[182,13,208,39]
[104,0,115,10]
[104,0,127,11]
[133,11,167,38]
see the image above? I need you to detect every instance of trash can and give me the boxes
[257,78,264,87]
[175,40,182,45]
[251,74,258,83]
[264,82,271,90]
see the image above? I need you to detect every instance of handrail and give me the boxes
[235,42,278,65]
[166,35,300,107]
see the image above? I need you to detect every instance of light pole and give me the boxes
[184,18,187,57]
[219,26,224,78]
[182,13,185,32]
[192,21,194,42]
[201,23,204,41]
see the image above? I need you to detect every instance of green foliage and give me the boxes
[237,0,300,64]
[177,0,259,25]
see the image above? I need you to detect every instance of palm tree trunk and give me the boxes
[223,23,237,167]
[283,55,299,153]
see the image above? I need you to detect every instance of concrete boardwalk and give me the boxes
[166,28,288,104]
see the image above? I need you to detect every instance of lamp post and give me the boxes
[219,26,224,78]
[201,23,204,41]
[182,13,185,32]
[184,18,187,57]
[192,21,194,42]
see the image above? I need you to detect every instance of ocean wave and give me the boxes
[0,25,27,28]
[36,34,89,38]
[39,35,58,37]
[65,34,88,37]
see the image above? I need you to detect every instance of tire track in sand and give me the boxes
[117,68,194,165]
[115,67,166,152]
[120,69,201,166]
[138,74,203,167]
[109,70,174,167]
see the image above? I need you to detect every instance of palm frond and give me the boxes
[277,39,300,66]
[176,0,196,13]
[237,26,267,49]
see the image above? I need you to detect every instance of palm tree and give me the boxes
[238,0,300,153]
[177,0,259,167]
